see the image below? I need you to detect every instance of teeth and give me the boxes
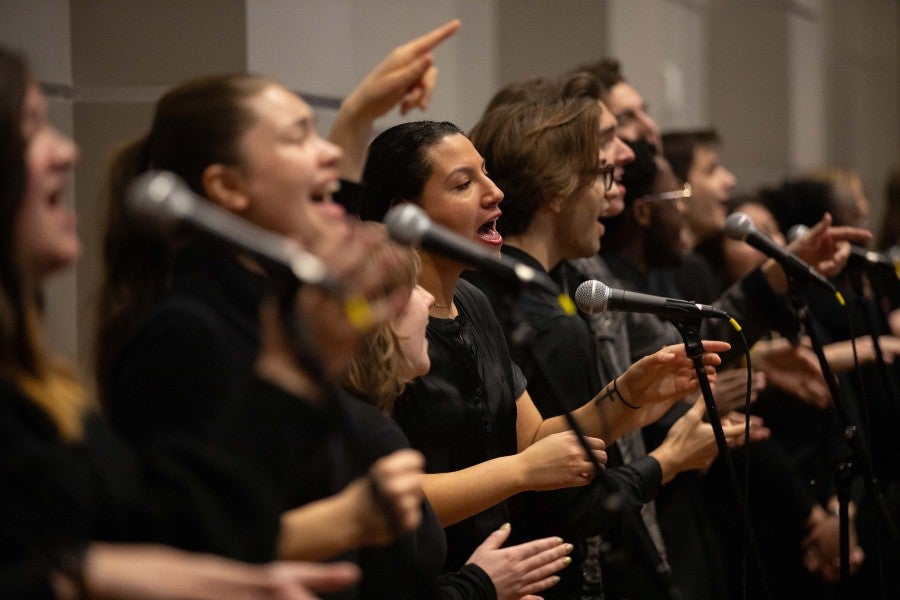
[327,180,341,194]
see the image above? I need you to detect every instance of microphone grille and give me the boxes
[786,223,809,243]
[383,203,430,247]
[574,280,611,315]
[724,211,756,241]
[126,170,194,236]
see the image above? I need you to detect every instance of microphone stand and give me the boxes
[667,316,773,600]
[498,291,680,600]
[274,279,436,600]
[785,276,898,599]
[844,266,900,415]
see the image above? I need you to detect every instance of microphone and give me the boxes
[788,224,899,279]
[384,203,560,297]
[127,170,342,294]
[725,212,838,294]
[575,279,732,322]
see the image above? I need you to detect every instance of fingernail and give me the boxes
[499,522,511,531]
[555,537,564,545]
[562,556,572,566]
[564,543,574,554]
[552,576,561,584]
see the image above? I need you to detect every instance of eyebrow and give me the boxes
[444,161,486,183]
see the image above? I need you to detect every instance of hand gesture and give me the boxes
[617,341,730,408]
[330,20,461,179]
[751,337,830,409]
[787,212,872,278]
[466,524,572,600]
[651,397,767,483]
[516,431,606,491]
[710,367,766,415]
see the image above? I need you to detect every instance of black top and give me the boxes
[464,247,667,598]
[0,378,280,597]
[394,279,525,573]
[108,244,493,599]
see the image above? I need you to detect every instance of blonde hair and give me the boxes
[344,221,421,413]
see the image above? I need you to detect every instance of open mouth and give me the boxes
[310,180,341,203]
[477,217,503,246]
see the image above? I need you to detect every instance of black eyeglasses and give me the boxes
[594,164,615,191]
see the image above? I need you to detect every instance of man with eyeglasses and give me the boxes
[565,55,875,597]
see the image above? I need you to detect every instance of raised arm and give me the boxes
[328,19,461,181]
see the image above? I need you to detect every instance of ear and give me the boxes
[202,164,249,214]
[546,195,566,214]
[634,200,653,227]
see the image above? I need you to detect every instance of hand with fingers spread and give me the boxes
[329,19,461,180]
[649,396,765,484]
[515,431,606,491]
[750,337,830,409]
[616,341,730,408]
[709,367,766,415]
[466,524,572,600]
[596,341,729,441]
[785,212,872,279]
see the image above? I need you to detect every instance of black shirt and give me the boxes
[393,279,524,573]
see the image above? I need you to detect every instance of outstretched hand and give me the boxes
[751,337,830,409]
[617,340,730,408]
[329,19,461,180]
[466,524,571,600]
[787,212,872,278]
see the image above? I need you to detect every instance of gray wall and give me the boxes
[1,0,898,374]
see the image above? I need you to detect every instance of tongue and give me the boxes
[477,225,503,245]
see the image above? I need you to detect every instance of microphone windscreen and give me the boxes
[575,280,611,315]
[724,212,755,241]
[127,170,194,237]
[384,203,430,246]
[786,224,809,243]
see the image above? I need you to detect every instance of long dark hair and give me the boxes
[94,74,272,405]
[0,47,85,440]
[358,120,464,222]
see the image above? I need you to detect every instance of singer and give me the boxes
[93,22,485,599]
[0,45,368,599]
[468,75,761,599]
[359,118,729,597]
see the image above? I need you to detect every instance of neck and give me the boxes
[616,236,649,274]
[682,226,700,252]
[504,216,560,272]
[418,251,462,318]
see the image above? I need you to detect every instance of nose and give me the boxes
[722,167,737,192]
[51,127,79,168]
[614,135,635,167]
[484,174,504,206]
[318,135,343,166]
